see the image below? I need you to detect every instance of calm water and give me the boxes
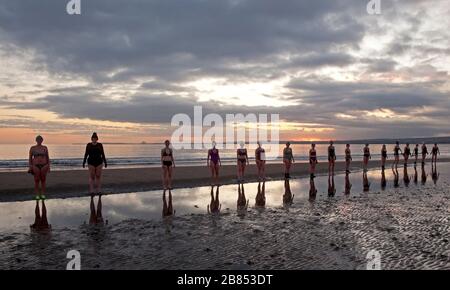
[1,143,449,171]
[0,162,448,234]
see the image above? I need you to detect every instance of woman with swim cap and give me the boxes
[236,141,249,182]
[255,141,266,181]
[309,143,318,178]
[29,135,50,200]
[207,141,221,185]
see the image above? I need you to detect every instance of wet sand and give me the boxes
[1,158,448,202]
[1,180,449,270]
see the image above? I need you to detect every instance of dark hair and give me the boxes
[396,141,399,144]
[91,132,98,139]
[165,139,170,144]
[36,135,43,142]
[346,143,350,146]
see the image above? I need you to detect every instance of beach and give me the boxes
[1,159,448,202]
[1,174,449,270]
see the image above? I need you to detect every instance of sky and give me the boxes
[0,0,449,144]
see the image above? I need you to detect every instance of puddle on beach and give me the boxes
[1,163,448,234]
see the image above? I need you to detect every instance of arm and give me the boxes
[29,147,33,170]
[83,144,89,168]
[246,150,249,165]
[45,146,51,171]
[207,150,210,166]
[291,151,295,163]
[218,151,221,166]
[100,144,107,168]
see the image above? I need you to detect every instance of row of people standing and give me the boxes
[28,134,441,199]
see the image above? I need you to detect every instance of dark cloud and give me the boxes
[0,0,449,139]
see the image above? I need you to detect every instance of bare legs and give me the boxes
[210,163,219,185]
[284,160,292,178]
[328,160,335,176]
[88,165,103,194]
[363,157,369,171]
[237,161,246,181]
[162,165,173,189]
[32,164,49,197]
[256,161,266,181]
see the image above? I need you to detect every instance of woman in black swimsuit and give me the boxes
[327,141,336,176]
[309,143,318,178]
[83,133,107,195]
[161,140,175,190]
[421,143,428,164]
[392,141,402,169]
[413,144,419,166]
[403,143,411,166]
[381,144,388,169]
[363,143,371,171]
[255,142,266,181]
[345,144,352,173]
[237,141,249,182]
[431,143,440,164]
[29,135,50,200]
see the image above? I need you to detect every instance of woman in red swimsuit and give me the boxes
[207,141,221,185]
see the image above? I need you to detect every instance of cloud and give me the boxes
[0,0,449,140]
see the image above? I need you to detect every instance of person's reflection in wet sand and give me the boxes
[328,175,336,197]
[421,163,427,185]
[237,183,249,215]
[283,179,294,205]
[255,181,266,208]
[381,168,387,190]
[30,200,51,232]
[413,166,418,185]
[309,177,317,202]
[431,163,439,185]
[162,189,175,218]
[344,173,352,195]
[207,185,221,214]
[393,168,400,188]
[403,166,410,187]
[89,194,107,225]
[363,171,370,192]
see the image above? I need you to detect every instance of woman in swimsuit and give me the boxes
[413,144,419,166]
[309,143,318,178]
[207,142,221,185]
[236,142,249,182]
[283,142,294,179]
[327,140,336,176]
[363,143,371,171]
[403,143,411,166]
[431,143,440,164]
[393,141,402,169]
[29,135,50,200]
[161,140,175,190]
[255,141,266,181]
[345,144,352,174]
[83,133,107,195]
[381,144,388,169]
[421,143,428,164]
